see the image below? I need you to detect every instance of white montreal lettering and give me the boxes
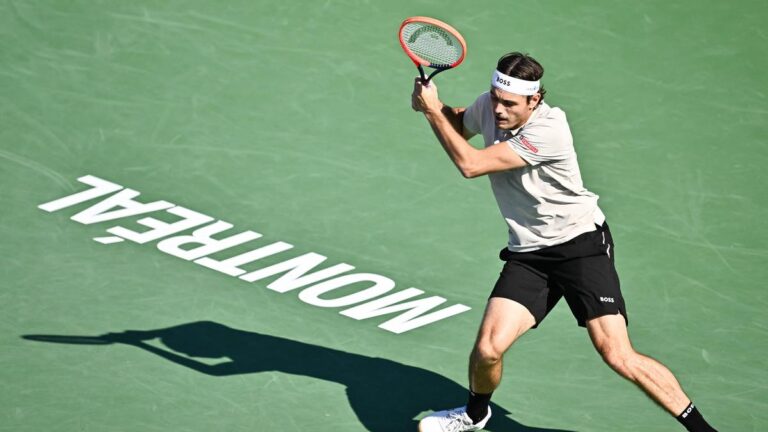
[38,175,471,334]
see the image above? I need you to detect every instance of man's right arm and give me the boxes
[413,80,527,178]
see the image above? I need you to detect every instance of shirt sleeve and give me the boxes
[507,117,573,166]
[462,93,489,136]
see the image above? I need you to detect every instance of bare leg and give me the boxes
[469,297,536,393]
[587,313,691,415]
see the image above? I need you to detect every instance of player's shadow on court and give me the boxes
[22,321,574,432]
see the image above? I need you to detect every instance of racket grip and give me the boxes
[417,65,427,83]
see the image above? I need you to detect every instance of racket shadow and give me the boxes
[22,335,114,345]
[22,321,575,432]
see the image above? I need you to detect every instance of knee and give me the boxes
[471,340,504,367]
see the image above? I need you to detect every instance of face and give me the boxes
[489,87,541,130]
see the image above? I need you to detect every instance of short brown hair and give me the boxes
[496,52,546,105]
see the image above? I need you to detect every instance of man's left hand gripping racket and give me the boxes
[399,16,466,84]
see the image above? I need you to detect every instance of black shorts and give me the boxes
[490,222,627,328]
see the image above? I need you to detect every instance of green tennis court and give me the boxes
[2,1,766,430]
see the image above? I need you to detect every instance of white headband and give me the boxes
[491,70,540,95]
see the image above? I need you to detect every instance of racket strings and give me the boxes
[401,22,462,67]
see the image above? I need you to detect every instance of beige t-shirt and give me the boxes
[463,93,605,252]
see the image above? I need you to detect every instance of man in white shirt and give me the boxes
[413,52,717,432]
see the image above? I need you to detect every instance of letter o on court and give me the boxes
[298,273,395,307]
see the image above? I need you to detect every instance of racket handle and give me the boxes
[418,64,427,83]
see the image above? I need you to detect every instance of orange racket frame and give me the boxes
[398,16,467,83]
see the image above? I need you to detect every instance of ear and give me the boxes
[529,93,541,109]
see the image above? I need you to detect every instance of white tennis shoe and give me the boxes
[418,406,491,432]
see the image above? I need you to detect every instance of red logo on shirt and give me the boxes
[519,135,539,153]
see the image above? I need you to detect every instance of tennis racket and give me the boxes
[398,16,466,84]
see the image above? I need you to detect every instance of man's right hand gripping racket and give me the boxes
[398,16,466,84]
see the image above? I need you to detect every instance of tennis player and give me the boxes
[411,52,718,432]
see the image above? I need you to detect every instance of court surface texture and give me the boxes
[2,1,766,431]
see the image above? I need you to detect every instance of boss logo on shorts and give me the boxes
[599,296,615,303]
